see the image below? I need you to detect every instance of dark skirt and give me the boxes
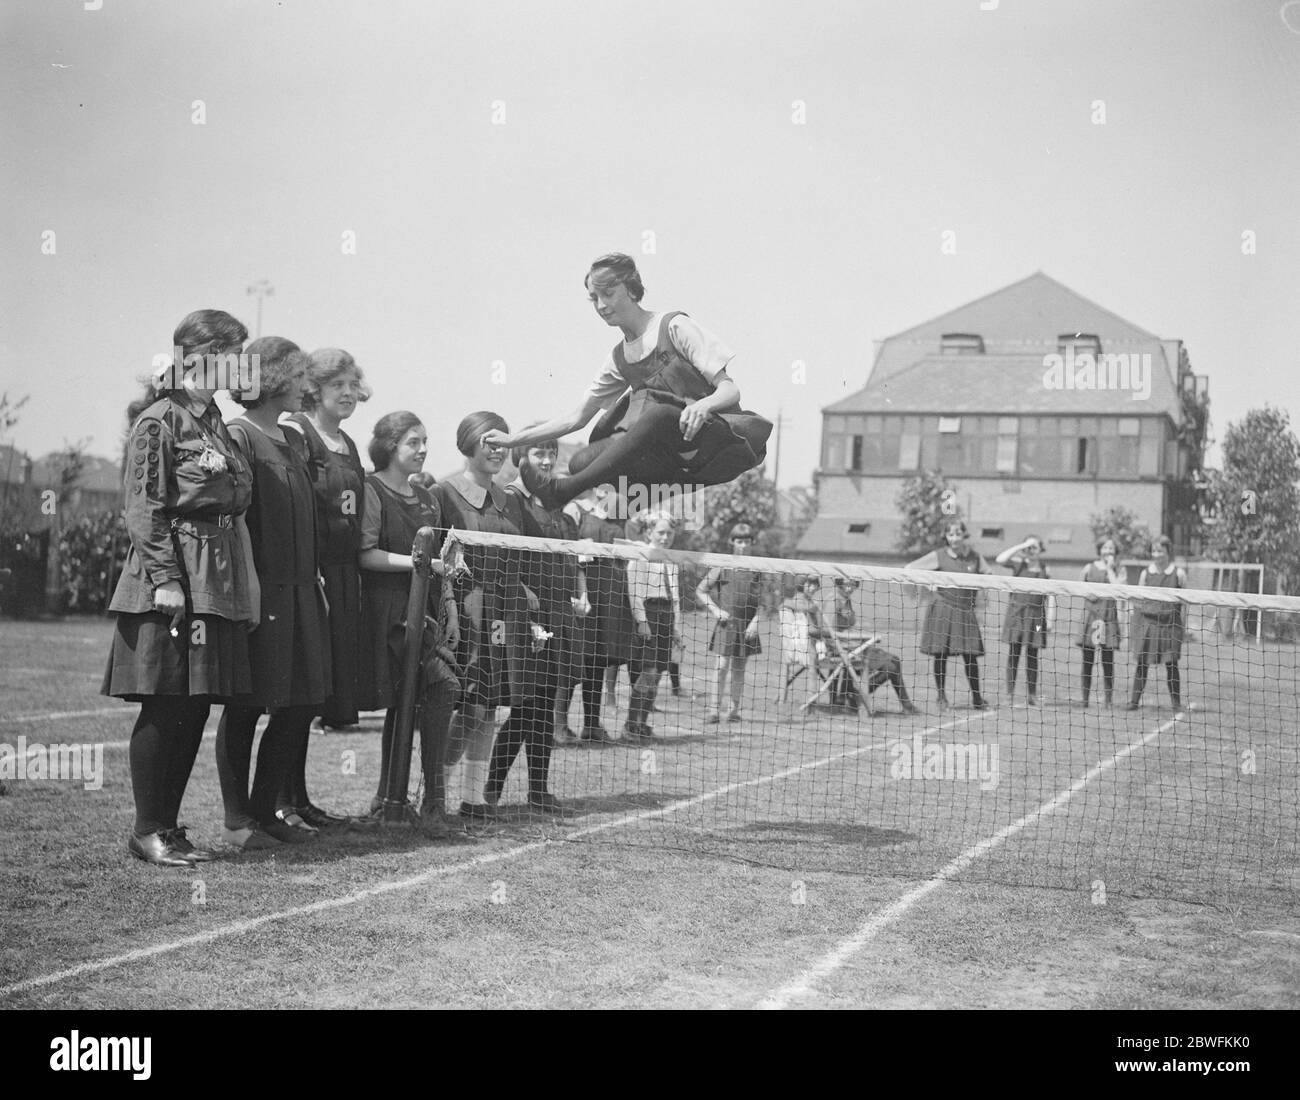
[543,600,587,688]
[1132,613,1183,664]
[461,584,540,710]
[237,580,331,709]
[320,559,362,724]
[359,573,406,711]
[102,610,251,700]
[1002,596,1048,647]
[709,618,762,659]
[635,598,676,670]
[920,597,984,657]
[1077,597,1121,650]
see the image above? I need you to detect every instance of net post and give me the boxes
[378,525,437,822]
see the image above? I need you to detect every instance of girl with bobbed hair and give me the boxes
[907,520,991,711]
[994,535,1054,707]
[481,252,772,510]
[622,509,681,741]
[104,308,257,866]
[358,411,460,838]
[216,336,332,851]
[1126,534,1188,713]
[1077,536,1123,708]
[435,411,544,823]
[278,348,369,827]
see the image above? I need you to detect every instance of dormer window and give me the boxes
[1058,333,1101,356]
[940,333,984,355]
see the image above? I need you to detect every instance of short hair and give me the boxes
[231,336,309,408]
[300,348,372,413]
[369,411,424,471]
[511,426,559,470]
[455,410,509,457]
[944,520,969,538]
[1096,536,1118,555]
[1025,533,1044,550]
[801,574,821,589]
[728,522,755,542]
[1151,534,1174,554]
[632,509,677,538]
[585,252,645,302]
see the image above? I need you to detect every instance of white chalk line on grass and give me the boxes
[0,712,984,999]
[756,713,1183,1009]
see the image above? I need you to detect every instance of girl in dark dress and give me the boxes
[103,309,256,866]
[567,485,638,742]
[1126,535,1188,713]
[696,522,765,723]
[994,535,1054,707]
[358,412,460,838]
[1077,537,1123,708]
[217,337,331,851]
[484,439,577,813]
[482,252,772,509]
[281,348,368,829]
[435,412,541,823]
[907,521,991,711]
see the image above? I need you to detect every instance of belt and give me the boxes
[176,512,235,529]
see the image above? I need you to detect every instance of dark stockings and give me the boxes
[130,696,211,836]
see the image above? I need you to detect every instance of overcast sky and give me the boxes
[3,0,1298,484]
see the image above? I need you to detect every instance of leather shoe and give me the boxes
[222,825,284,851]
[166,825,216,862]
[128,831,195,868]
[459,801,497,824]
[262,811,318,844]
[296,803,350,830]
[580,725,612,744]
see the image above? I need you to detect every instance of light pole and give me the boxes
[246,279,274,338]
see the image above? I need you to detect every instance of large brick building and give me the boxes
[798,273,1210,567]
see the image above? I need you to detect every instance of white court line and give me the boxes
[0,712,983,999]
[756,713,1182,1010]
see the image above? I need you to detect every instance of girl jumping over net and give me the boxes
[994,535,1054,707]
[1126,534,1188,715]
[907,520,991,711]
[481,253,772,510]
[1076,537,1123,708]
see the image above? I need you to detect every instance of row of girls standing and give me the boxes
[104,310,378,864]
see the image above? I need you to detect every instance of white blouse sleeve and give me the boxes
[667,315,736,385]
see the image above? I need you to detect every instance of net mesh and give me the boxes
[435,527,1300,911]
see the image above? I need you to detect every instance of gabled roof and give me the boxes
[868,271,1163,383]
[824,352,1182,418]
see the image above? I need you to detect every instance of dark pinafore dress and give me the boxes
[1077,562,1121,650]
[289,414,365,725]
[103,397,254,699]
[1001,558,1050,647]
[590,312,773,486]
[704,567,764,658]
[507,485,583,694]
[919,546,986,657]
[1131,566,1185,664]
[358,477,443,710]
[226,419,330,709]
[576,508,638,666]
[434,473,537,710]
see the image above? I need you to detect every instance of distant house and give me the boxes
[1,447,122,527]
[799,272,1210,566]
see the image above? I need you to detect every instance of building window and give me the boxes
[996,417,1018,473]
[940,333,984,355]
[847,522,870,535]
[938,417,962,434]
[850,435,863,471]
[981,527,1004,540]
[899,425,921,470]
[1058,333,1102,356]
[1050,526,1072,543]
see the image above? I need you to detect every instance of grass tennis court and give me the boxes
[1,615,1297,1009]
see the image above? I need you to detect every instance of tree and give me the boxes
[680,467,783,556]
[1203,406,1300,593]
[43,439,89,615]
[1089,505,1154,559]
[894,469,961,556]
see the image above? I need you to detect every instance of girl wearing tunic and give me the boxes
[696,522,765,723]
[1126,535,1187,712]
[281,348,367,830]
[1077,537,1123,708]
[358,412,459,838]
[907,521,991,710]
[484,439,580,813]
[566,485,637,742]
[994,536,1054,707]
[435,412,541,823]
[103,309,256,866]
[217,337,331,851]
[482,252,772,510]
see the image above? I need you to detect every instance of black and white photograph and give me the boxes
[1,0,1297,1050]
